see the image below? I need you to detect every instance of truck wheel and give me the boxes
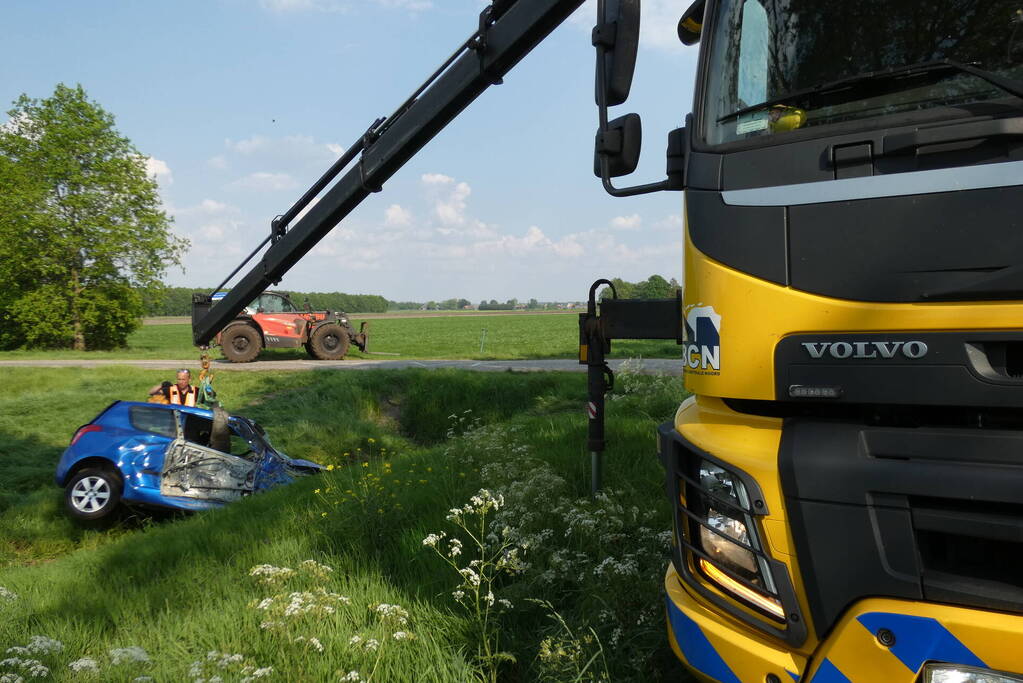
[308,323,350,360]
[222,325,262,363]
[65,466,122,524]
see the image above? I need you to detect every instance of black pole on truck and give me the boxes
[580,280,616,495]
[581,279,685,495]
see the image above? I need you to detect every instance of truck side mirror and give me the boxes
[594,113,642,178]
[593,0,640,107]
[677,0,706,46]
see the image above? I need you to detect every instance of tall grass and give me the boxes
[0,366,692,681]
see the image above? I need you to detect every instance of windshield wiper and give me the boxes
[719,59,1023,123]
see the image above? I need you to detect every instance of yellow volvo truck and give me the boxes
[656,1,1023,682]
[189,0,1023,680]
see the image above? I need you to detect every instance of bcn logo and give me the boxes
[801,340,929,360]
[684,305,722,371]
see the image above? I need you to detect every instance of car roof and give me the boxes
[111,401,215,419]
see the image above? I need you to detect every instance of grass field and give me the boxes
[0,314,682,361]
[0,366,694,682]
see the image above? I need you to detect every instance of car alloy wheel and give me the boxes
[70,475,112,514]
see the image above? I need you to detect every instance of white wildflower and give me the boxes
[348,635,362,646]
[498,599,513,609]
[293,636,324,653]
[249,667,273,678]
[391,631,412,641]
[109,646,150,665]
[2,650,27,657]
[372,603,409,626]
[339,672,365,683]
[249,564,295,584]
[25,636,63,655]
[132,678,154,682]
[422,532,446,548]
[0,587,18,603]
[447,538,462,557]
[0,659,48,679]
[298,559,333,578]
[458,567,481,587]
[0,675,22,683]
[362,639,379,652]
[68,658,100,673]
[451,590,465,601]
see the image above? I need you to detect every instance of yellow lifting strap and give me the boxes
[197,346,218,407]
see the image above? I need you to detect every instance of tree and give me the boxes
[0,84,187,350]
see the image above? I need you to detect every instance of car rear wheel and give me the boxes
[222,324,262,363]
[308,323,350,360]
[65,466,122,523]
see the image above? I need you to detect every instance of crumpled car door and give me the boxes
[160,439,259,503]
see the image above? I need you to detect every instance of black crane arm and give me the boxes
[191,0,585,346]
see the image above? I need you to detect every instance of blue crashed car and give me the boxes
[56,401,324,522]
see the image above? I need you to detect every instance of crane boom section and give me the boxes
[191,0,584,346]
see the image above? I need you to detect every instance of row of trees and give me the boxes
[0,84,185,350]
[143,287,390,316]
[600,275,681,301]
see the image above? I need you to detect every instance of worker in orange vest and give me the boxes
[148,369,199,406]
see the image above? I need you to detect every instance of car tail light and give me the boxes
[70,424,102,446]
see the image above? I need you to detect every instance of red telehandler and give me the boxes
[213,291,367,363]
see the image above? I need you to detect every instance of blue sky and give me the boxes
[2,1,698,301]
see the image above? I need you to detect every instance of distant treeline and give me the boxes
[600,275,681,301]
[142,287,390,316]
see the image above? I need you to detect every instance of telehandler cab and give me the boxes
[192,0,1023,680]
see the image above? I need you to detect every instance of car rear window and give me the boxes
[129,406,177,438]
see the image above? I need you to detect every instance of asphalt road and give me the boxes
[0,358,681,375]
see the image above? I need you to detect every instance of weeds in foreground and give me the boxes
[423,489,524,682]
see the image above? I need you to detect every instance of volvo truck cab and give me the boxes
[660,2,1023,681]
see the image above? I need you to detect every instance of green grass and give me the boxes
[0,367,692,681]
[0,314,681,361]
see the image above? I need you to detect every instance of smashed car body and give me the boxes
[56,401,323,521]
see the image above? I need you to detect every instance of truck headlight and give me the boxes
[685,460,784,621]
[922,664,1023,683]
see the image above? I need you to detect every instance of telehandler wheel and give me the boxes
[221,324,262,363]
[308,323,350,360]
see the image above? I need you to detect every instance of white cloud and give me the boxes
[207,155,228,170]
[145,157,173,186]
[654,213,683,231]
[421,172,453,185]
[434,181,471,225]
[230,172,298,191]
[384,204,412,227]
[223,134,338,170]
[611,214,641,230]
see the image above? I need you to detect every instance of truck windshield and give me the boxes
[702,0,1023,145]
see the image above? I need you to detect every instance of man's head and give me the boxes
[176,369,191,390]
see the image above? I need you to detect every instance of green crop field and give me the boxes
[0,313,682,361]
[0,366,694,682]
